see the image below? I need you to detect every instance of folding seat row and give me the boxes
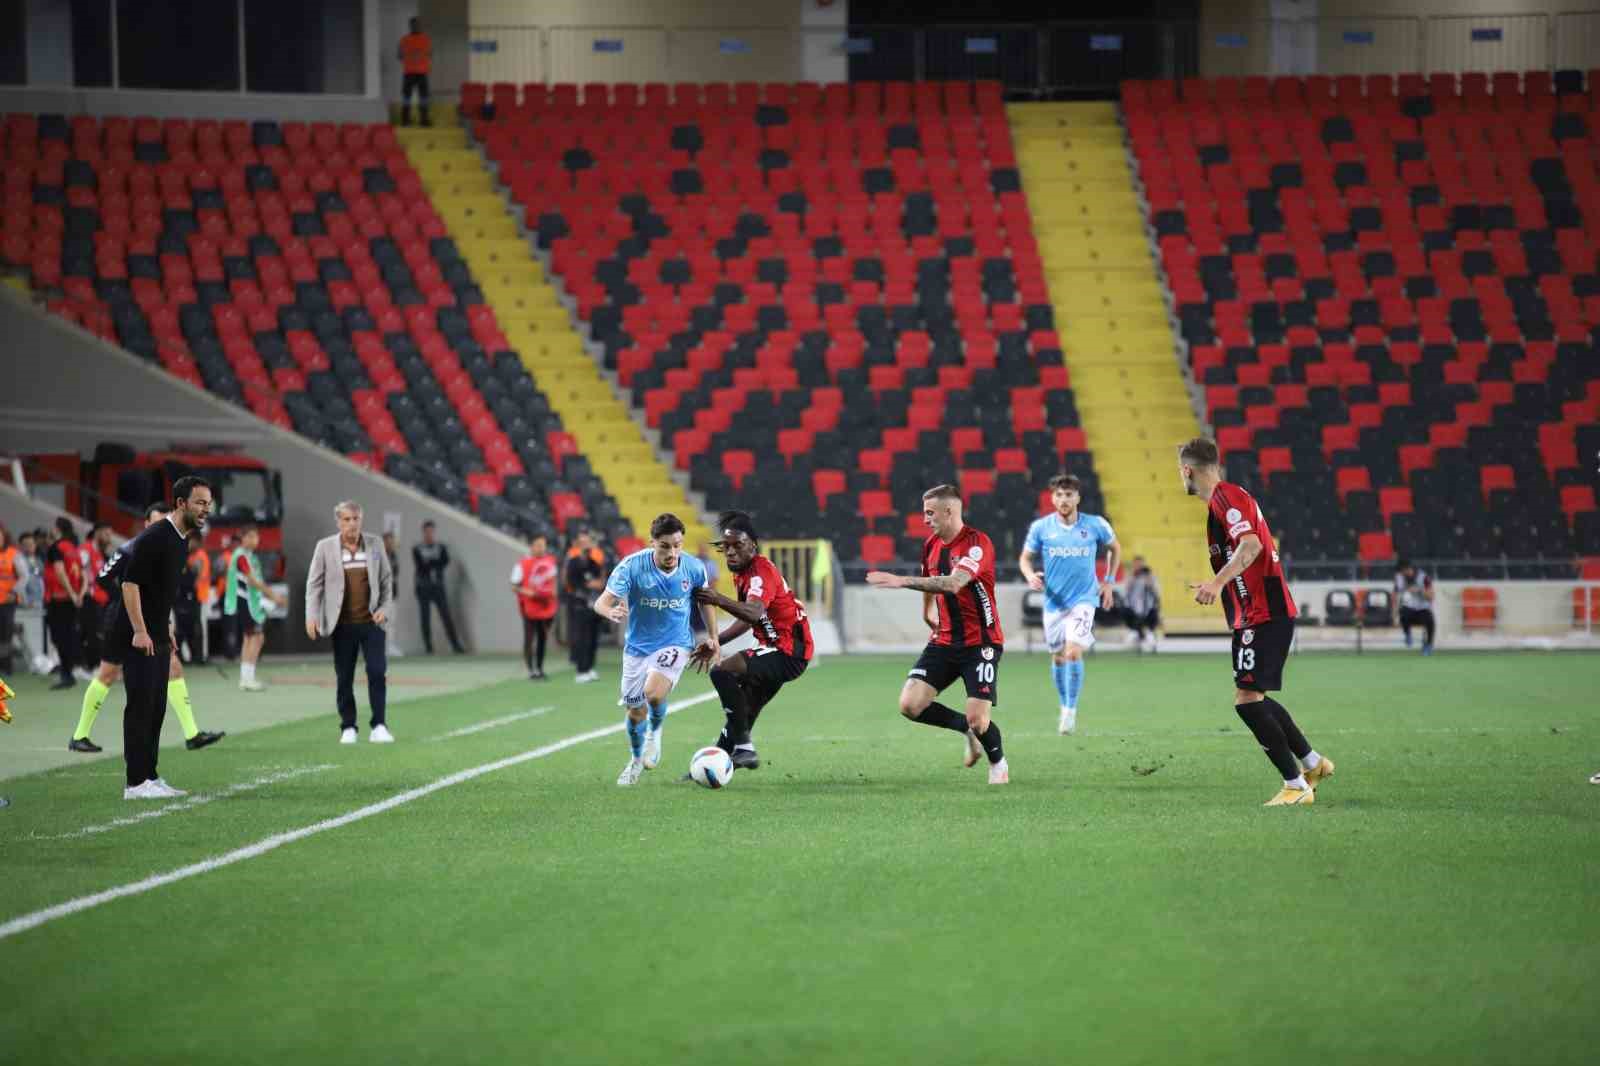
[463,80,1005,120]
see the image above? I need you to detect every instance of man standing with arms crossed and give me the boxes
[43,517,85,690]
[115,477,212,799]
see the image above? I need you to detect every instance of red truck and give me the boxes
[24,442,287,580]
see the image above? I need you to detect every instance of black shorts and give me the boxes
[909,642,1002,705]
[737,646,808,713]
[99,605,126,666]
[229,610,262,641]
[1231,618,1294,692]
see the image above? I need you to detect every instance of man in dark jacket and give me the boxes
[411,520,464,654]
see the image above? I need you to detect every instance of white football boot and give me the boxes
[616,757,645,786]
[642,728,662,770]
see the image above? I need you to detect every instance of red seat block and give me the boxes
[1358,531,1395,562]
[859,490,894,519]
[812,469,846,507]
[1480,464,1516,500]
[1336,467,1371,499]
[1379,486,1413,521]
[859,535,897,565]
[1561,485,1596,521]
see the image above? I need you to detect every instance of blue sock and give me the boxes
[1051,662,1070,705]
[1066,660,1085,709]
[625,715,647,758]
[649,699,668,732]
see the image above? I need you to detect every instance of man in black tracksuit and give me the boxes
[412,520,464,654]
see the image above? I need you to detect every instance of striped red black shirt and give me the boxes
[1206,482,1297,629]
[736,554,814,661]
[921,526,1004,648]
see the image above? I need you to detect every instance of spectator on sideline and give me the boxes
[1393,558,1436,655]
[43,517,85,690]
[0,525,19,675]
[305,501,395,744]
[383,531,406,658]
[564,528,606,683]
[412,520,465,655]
[79,523,114,671]
[184,531,211,663]
[397,17,433,127]
[17,530,42,608]
[512,532,559,680]
[1122,556,1162,653]
[224,525,285,691]
[174,532,204,665]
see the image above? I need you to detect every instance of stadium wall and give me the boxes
[1200,0,1595,77]
[0,289,530,656]
[842,581,1597,653]
[460,0,846,86]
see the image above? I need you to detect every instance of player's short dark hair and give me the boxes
[649,513,685,539]
[422,520,435,529]
[1396,557,1412,570]
[1048,474,1082,493]
[239,523,260,536]
[53,516,75,539]
[1178,437,1220,467]
[717,510,758,543]
[144,502,170,520]
[922,484,961,502]
[173,475,211,504]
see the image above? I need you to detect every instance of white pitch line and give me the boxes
[0,690,719,942]
[30,766,338,841]
[427,706,554,741]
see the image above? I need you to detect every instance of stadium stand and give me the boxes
[464,79,1101,566]
[1011,100,1212,624]
[0,111,629,546]
[1126,70,1600,578]
[389,122,707,552]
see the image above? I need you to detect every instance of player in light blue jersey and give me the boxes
[593,513,718,786]
[1019,473,1120,736]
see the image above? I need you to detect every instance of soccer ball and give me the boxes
[688,746,735,789]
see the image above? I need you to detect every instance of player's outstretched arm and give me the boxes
[693,584,766,626]
[868,568,974,594]
[593,588,627,623]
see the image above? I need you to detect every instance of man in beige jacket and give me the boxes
[305,501,395,744]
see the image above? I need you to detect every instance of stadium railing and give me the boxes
[459,12,1600,97]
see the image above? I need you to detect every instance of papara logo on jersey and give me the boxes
[638,596,688,610]
[1045,545,1095,560]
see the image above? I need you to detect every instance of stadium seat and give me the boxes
[466,79,1093,562]
[1461,587,1498,630]
[0,111,603,542]
[1129,69,1598,577]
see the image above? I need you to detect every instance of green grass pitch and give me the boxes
[3,649,1598,1065]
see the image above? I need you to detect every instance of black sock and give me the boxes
[711,668,750,750]
[1235,701,1301,781]
[977,720,1004,764]
[914,701,971,733]
[1262,697,1310,760]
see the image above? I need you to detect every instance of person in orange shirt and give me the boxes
[0,525,19,676]
[398,17,433,128]
[511,533,559,680]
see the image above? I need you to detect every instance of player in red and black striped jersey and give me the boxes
[866,484,1009,784]
[689,511,813,770]
[1180,437,1332,807]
